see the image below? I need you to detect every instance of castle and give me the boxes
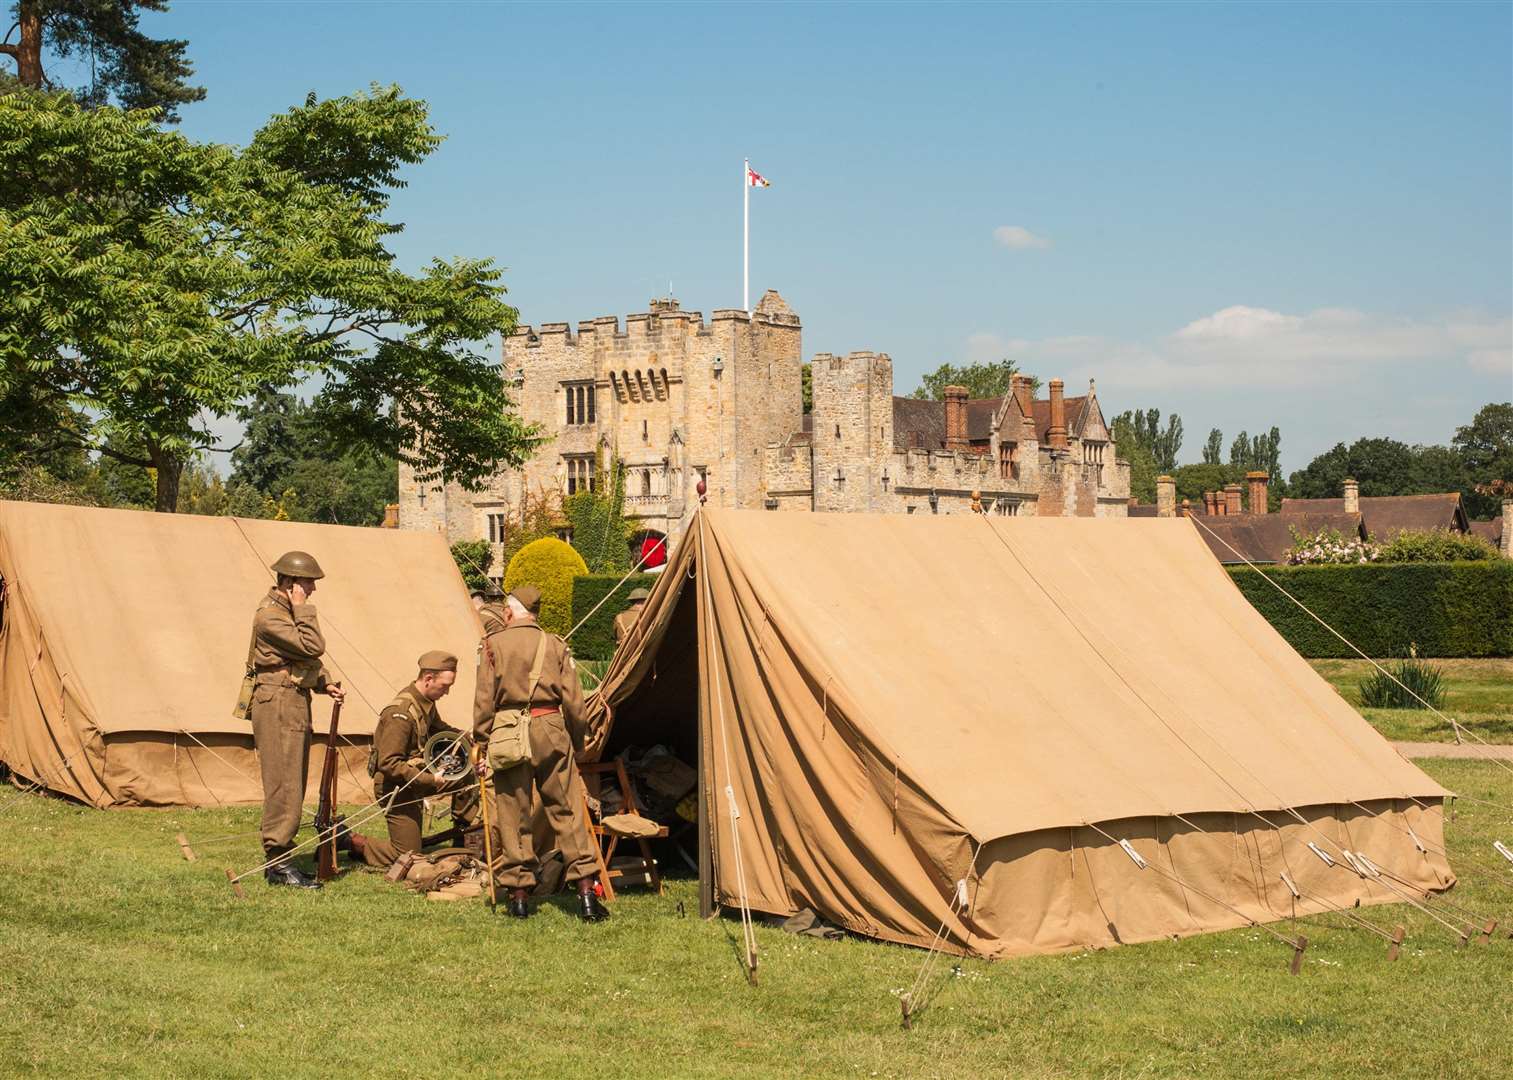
[397,291,1130,580]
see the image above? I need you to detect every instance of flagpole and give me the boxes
[743,157,750,315]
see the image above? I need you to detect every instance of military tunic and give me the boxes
[478,601,510,637]
[472,620,597,889]
[612,604,644,647]
[247,587,330,855]
[358,685,480,868]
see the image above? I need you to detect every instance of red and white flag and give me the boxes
[746,164,771,188]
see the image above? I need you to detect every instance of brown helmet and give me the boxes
[270,551,325,579]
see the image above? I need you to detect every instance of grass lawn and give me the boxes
[1309,658,1513,743]
[2,759,1511,1079]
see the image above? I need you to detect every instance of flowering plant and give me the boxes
[1285,526,1379,565]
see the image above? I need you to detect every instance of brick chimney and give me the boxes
[1203,490,1218,516]
[1343,477,1360,514]
[382,503,399,528]
[944,385,969,451]
[1502,499,1512,558]
[1012,374,1034,426]
[1224,484,1243,516]
[1246,471,1269,515]
[1156,475,1176,518]
[1047,378,1068,451]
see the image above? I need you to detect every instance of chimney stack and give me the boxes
[1224,484,1243,516]
[1204,490,1219,516]
[1502,499,1512,559]
[1246,471,1269,515]
[1180,498,1191,518]
[1012,374,1034,424]
[382,503,399,528]
[1156,475,1176,518]
[1343,477,1360,515]
[943,385,969,451]
[1047,378,1068,451]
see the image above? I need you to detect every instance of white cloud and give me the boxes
[992,225,1051,251]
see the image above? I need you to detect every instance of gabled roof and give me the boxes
[1279,493,1468,538]
[1468,515,1503,547]
[1192,512,1365,565]
[1030,396,1089,444]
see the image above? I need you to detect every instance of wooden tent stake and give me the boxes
[1289,935,1307,976]
[900,994,913,1031]
[1479,919,1497,944]
[1387,925,1405,961]
[224,867,244,899]
[176,833,196,861]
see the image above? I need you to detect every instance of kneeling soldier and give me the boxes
[349,651,480,869]
[474,585,607,920]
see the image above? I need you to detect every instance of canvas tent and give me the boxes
[0,500,481,809]
[587,509,1454,959]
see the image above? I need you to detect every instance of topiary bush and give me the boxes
[503,537,589,636]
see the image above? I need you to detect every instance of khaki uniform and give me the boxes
[478,602,509,637]
[358,685,480,868]
[473,621,596,889]
[247,588,330,855]
[613,604,645,647]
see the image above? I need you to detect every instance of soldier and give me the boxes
[247,551,346,888]
[474,585,607,921]
[471,588,510,637]
[348,650,480,870]
[613,587,650,647]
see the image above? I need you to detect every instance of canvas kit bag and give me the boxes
[486,630,547,771]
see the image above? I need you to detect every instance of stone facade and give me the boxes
[397,291,1129,569]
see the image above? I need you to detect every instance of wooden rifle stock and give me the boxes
[315,694,344,881]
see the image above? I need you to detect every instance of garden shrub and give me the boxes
[570,573,659,660]
[503,537,589,636]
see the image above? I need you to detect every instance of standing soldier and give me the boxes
[247,551,346,888]
[471,588,510,637]
[348,651,480,870]
[613,588,650,647]
[474,585,607,920]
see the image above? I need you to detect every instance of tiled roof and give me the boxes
[1189,512,1365,565]
[1279,493,1467,538]
[1468,515,1503,547]
[1030,396,1088,444]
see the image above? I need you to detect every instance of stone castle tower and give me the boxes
[397,291,1129,580]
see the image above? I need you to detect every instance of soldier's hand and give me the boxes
[475,759,490,779]
[327,683,346,702]
[290,581,309,607]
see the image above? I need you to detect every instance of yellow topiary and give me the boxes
[502,537,589,636]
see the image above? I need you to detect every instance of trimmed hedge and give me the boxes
[570,573,660,660]
[504,538,588,636]
[1227,561,1513,658]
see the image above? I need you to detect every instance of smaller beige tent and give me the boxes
[586,510,1453,959]
[0,501,481,808]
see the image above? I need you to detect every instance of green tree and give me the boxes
[1202,428,1224,466]
[801,362,812,415]
[1171,462,1245,508]
[1109,412,1158,502]
[909,359,1038,400]
[0,87,539,513]
[1453,402,1513,519]
[1112,407,1183,474]
[450,539,493,592]
[1288,438,1419,499]
[0,1,204,120]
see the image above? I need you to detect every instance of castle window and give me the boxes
[565,455,596,495]
[641,470,651,497]
[642,419,649,443]
[486,512,507,543]
[999,440,1020,481]
[564,382,596,425]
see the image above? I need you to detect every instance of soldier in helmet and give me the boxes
[613,587,650,647]
[348,650,480,870]
[247,551,346,888]
[474,584,607,920]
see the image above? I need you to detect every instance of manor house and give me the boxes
[397,291,1130,574]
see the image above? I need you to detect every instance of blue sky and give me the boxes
[102,1,1513,471]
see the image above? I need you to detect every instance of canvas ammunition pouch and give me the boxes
[231,626,259,723]
[486,631,548,772]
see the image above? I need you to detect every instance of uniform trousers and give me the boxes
[359,780,482,868]
[490,710,598,889]
[249,678,312,856]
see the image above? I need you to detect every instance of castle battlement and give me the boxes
[507,292,800,349]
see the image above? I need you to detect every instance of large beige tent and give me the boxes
[0,500,481,809]
[588,510,1453,959]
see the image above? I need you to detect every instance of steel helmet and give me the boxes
[270,551,325,579]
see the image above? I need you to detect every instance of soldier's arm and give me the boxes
[255,602,327,661]
[472,635,497,744]
[374,710,441,794]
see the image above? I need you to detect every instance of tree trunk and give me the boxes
[151,449,182,513]
[14,3,43,88]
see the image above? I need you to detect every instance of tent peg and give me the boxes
[224,867,245,899]
[1289,935,1307,976]
[1387,925,1405,961]
[1457,924,1472,948]
[1478,919,1497,945]
[176,833,197,862]
[900,993,913,1031]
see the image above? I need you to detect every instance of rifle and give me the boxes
[314,690,344,882]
